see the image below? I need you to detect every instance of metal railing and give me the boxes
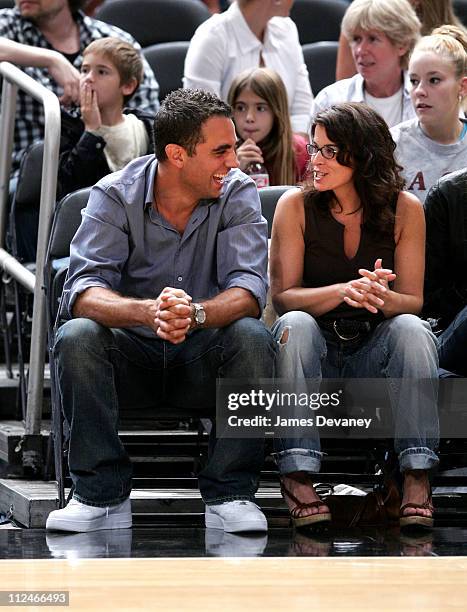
[0,62,61,444]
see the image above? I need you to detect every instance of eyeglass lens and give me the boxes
[307,144,337,159]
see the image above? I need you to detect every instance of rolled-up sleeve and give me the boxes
[216,178,269,312]
[61,183,130,318]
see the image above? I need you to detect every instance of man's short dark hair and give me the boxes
[68,0,86,13]
[153,89,232,161]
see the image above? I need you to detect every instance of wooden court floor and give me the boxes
[2,557,467,611]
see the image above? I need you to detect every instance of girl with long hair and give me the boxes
[228,68,308,185]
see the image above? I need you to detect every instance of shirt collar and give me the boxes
[145,158,221,216]
[355,71,411,99]
[227,1,262,54]
[144,158,158,210]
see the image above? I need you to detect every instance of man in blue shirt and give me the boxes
[46,88,276,534]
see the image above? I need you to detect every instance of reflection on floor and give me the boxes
[1,525,467,560]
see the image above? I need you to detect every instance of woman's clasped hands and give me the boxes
[342,258,397,314]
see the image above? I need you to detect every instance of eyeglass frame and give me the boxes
[306,143,339,159]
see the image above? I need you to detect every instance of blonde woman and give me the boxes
[313,0,421,128]
[391,30,467,203]
[336,0,466,80]
[228,68,308,185]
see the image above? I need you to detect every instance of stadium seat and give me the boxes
[290,0,348,45]
[44,187,92,507]
[453,0,467,27]
[302,41,339,95]
[95,0,211,47]
[259,185,292,238]
[143,42,189,101]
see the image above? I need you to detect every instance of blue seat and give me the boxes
[302,41,339,95]
[143,42,189,101]
[290,0,348,45]
[95,0,210,47]
[259,186,293,238]
[453,0,467,27]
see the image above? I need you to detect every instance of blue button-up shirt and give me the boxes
[62,155,269,338]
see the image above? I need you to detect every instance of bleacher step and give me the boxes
[0,479,287,528]
[0,420,50,474]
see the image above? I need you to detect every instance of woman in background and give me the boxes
[391,30,467,203]
[184,0,312,135]
[336,0,465,80]
[312,0,420,128]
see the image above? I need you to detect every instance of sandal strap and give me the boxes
[280,479,328,519]
[290,500,328,519]
[400,499,434,515]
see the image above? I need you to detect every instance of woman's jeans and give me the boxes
[438,305,467,377]
[271,312,440,475]
[54,317,277,507]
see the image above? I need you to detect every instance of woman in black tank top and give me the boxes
[270,102,439,531]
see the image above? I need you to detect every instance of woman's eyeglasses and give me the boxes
[306,143,339,159]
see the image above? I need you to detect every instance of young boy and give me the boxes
[58,37,154,199]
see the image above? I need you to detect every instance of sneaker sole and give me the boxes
[46,513,132,533]
[205,513,268,533]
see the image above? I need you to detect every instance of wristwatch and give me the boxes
[192,303,206,328]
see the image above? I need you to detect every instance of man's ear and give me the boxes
[121,77,138,98]
[165,143,186,168]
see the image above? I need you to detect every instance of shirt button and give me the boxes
[96,142,102,149]
[177,276,183,282]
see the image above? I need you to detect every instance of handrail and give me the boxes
[0,61,61,437]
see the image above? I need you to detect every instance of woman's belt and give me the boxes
[317,318,375,341]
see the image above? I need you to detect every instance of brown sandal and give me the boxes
[400,498,434,531]
[280,479,331,529]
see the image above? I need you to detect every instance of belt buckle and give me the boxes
[333,320,359,341]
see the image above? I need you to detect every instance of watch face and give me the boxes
[196,306,206,325]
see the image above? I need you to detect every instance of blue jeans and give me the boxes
[271,312,439,474]
[438,305,467,377]
[53,317,277,507]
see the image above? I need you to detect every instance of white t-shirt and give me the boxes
[92,114,149,173]
[312,73,415,128]
[391,118,467,204]
[364,87,404,128]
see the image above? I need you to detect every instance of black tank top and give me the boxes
[303,200,396,322]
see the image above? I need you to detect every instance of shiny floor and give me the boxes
[1,525,467,559]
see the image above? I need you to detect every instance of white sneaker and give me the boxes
[46,497,132,532]
[205,500,267,533]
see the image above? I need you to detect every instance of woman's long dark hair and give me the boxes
[304,102,404,236]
